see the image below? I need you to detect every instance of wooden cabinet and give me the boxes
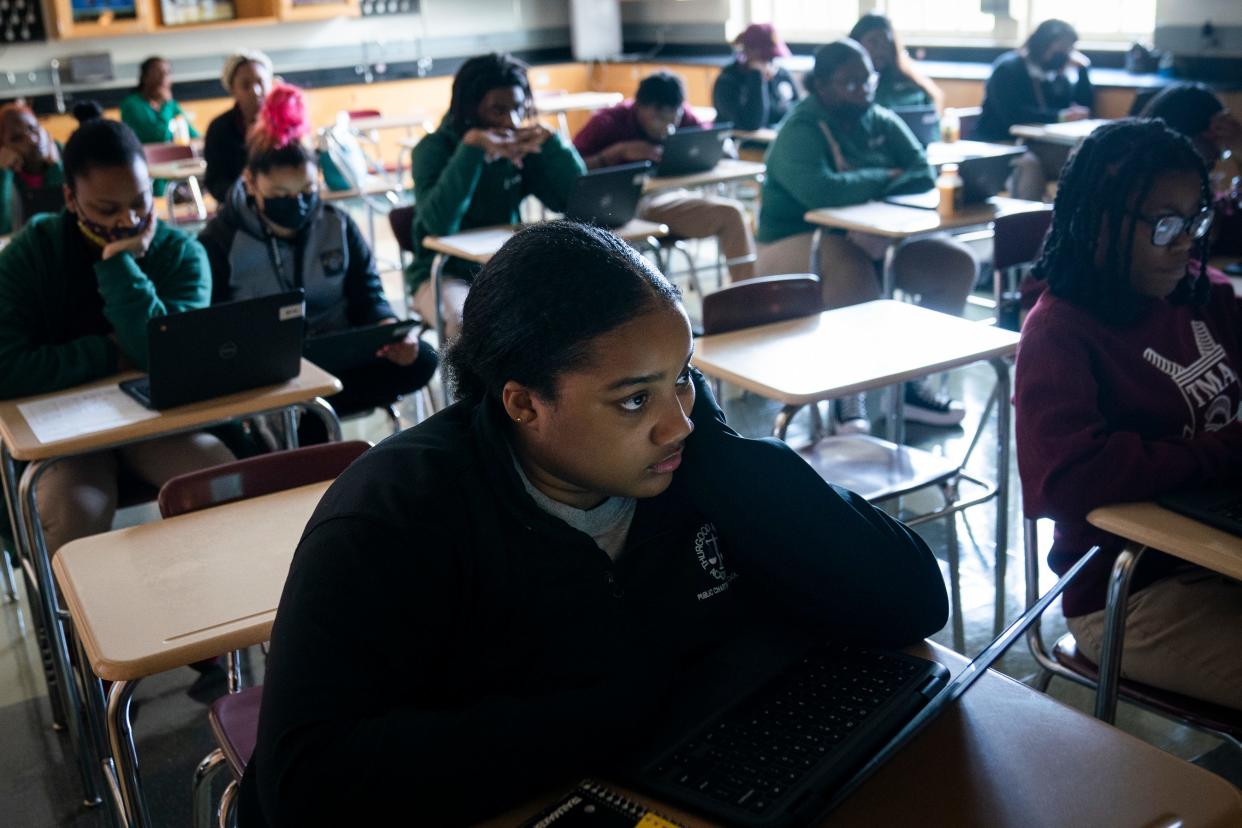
[45,0,355,38]
[275,0,358,22]
[48,0,154,39]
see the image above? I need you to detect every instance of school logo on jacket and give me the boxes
[319,249,345,277]
[695,523,736,601]
[1144,321,1240,437]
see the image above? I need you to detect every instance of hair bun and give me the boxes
[256,84,308,150]
[72,100,104,124]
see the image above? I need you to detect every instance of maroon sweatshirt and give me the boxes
[572,100,705,159]
[1016,273,1242,617]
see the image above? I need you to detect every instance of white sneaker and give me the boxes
[833,394,870,435]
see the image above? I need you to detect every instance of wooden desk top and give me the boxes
[147,158,207,180]
[423,220,667,264]
[1010,119,1112,146]
[535,91,623,113]
[1088,503,1242,581]
[321,178,397,202]
[53,481,329,682]
[488,641,1242,827]
[348,113,431,132]
[925,139,1022,167]
[0,359,341,462]
[643,159,766,194]
[804,196,1045,239]
[731,128,777,144]
[693,300,1019,405]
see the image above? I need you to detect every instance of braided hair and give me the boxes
[446,52,536,134]
[1033,118,1212,324]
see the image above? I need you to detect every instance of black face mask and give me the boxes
[1041,51,1070,72]
[261,192,318,232]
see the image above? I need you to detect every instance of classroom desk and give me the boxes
[348,112,433,135]
[693,300,1019,635]
[53,480,331,828]
[1009,118,1112,147]
[488,641,1242,827]
[147,158,209,223]
[804,196,1046,295]
[1085,503,1242,723]
[0,361,341,808]
[535,91,623,137]
[925,139,1023,167]
[730,127,777,145]
[422,219,670,402]
[642,158,766,195]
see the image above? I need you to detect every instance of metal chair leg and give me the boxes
[1095,542,1145,724]
[1032,668,1054,693]
[225,651,243,694]
[218,779,239,828]
[193,749,228,828]
[676,241,704,297]
[1,543,16,601]
[384,403,403,435]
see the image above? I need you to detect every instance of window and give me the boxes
[744,0,1156,45]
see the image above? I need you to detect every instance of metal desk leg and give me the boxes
[187,176,207,222]
[772,404,804,442]
[107,679,150,828]
[1095,542,1145,724]
[17,458,104,806]
[281,409,301,450]
[430,253,451,408]
[299,399,342,443]
[991,358,1012,636]
[73,635,120,826]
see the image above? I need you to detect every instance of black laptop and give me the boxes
[120,291,305,410]
[304,319,419,375]
[653,123,733,178]
[1158,485,1242,538]
[885,147,1026,210]
[564,162,652,229]
[623,548,1099,827]
[890,104,939,147]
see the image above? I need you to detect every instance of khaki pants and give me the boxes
[640,190,756,280]
[1009,145,1072,202]
[1066,570,1242,710]
[36,432,234,556]
[411,276,471,344]
[755,231,977,316]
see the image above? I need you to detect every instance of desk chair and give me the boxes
[702,276,1001,650]
[1023,517,1242,741]
[164,443,369,828]
[992,207,1052,331]
[945,106,982,141]
[388,204,416,270]
[318,120,403,260]
[144,142,209,225]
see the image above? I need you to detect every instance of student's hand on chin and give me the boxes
[0,146,22,172]
[101,214,157,261]
[377,331,421,367]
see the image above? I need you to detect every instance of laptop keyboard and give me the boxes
[646,644,926,817]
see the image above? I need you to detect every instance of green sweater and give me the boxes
[120,93,199,197]
[0,211,211,400]
[758,96,934,243]
[405,120,586,291]
[0,160,65,236]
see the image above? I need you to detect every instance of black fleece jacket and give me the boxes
[236,371,947,826]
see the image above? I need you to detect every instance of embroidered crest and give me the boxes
[319,248,345,276]
[695,523,727,581]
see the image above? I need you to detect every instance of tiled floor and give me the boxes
[1,205,1236,826]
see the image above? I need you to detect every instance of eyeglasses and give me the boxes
[1129,208,1214,247]
[834,73,878,94]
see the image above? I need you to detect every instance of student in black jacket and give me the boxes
[200,85,436,436]
[204,50,273,203]
[712,23,800,133]
[237,221,948,827]
[976,18,1094,199]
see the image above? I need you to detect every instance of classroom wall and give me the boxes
[1155,0,1242,55]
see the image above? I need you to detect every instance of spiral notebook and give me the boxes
[521,781,682,828]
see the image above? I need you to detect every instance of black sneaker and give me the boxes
[833,394,870,435]
[904,379,965,426]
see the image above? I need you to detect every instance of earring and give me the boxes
[513,417,523,424]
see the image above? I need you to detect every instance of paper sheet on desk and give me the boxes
[18,386,159,444]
